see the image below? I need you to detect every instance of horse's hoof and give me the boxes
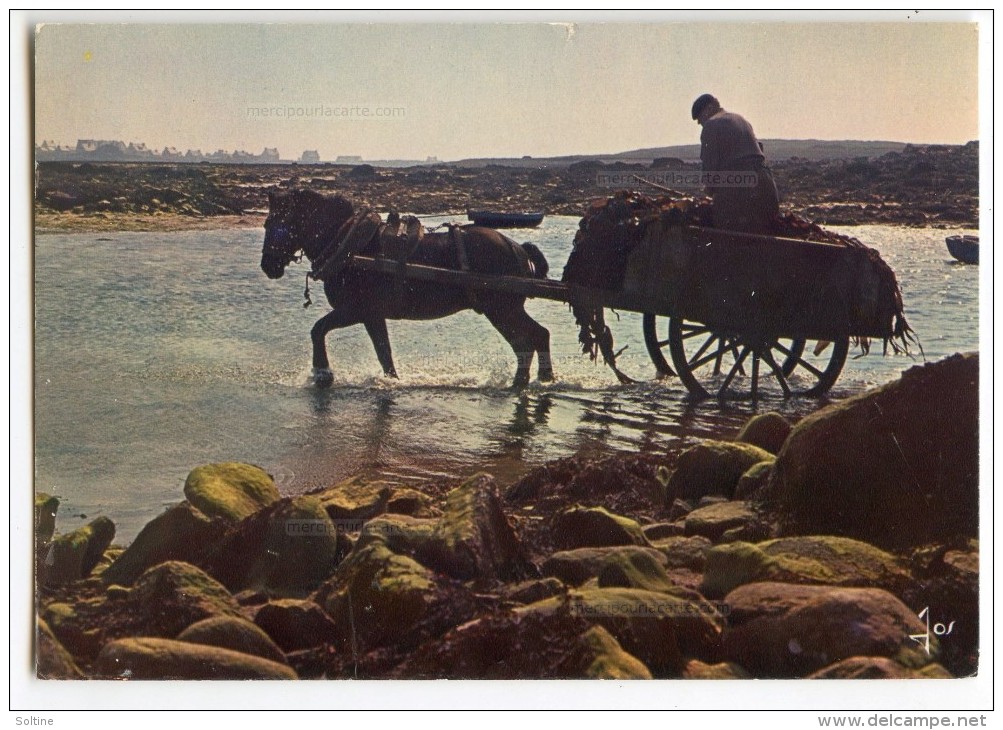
[313,368,334,388]
[539,369,555,383]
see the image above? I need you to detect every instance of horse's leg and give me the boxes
[311,308,360,387]
[364,318,398,378]
[484,303,553,388]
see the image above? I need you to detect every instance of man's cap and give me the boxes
[691,94,719,120]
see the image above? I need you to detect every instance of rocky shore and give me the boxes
[34,142,977,232]
[36,352,979,680]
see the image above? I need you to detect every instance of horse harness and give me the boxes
[303,209,531,313]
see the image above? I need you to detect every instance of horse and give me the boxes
[260,189,554,388]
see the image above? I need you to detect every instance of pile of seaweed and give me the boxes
[562,191,916,375]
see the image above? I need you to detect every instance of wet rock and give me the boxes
[316,475,438,523]
[127,561,242,637]
[735,412,792,455]
[769,353,978,550]
[95,637,297,679]
[253,599,340,653]
[519,587,723,674]
[35,492,59,547]
[733,461,775,501]
[552,506,649,549]
[37,618,83,679]
[684,501,758,541]
[701,536,911,599]
[42,516,116,585]
[570,625,653,679]
[41,602,103,661]
[358,474,529,585]
[682,659,751,679]
[183,462,279,523]
[102,501,227,586]
[807,656,951,679]
[501,577,565,605]
[666,441,774,503]
[722,586,934,677]
[176,615,287,665]
[315,542,476,651]
[642,522,683,541]
[205,495,346,596]
[651,535,713,572]
[541,546,667,586]
[596,548,677,593]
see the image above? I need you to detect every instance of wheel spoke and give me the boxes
[760,346,792,397]
[794,356,825,378]
[680,326,711,341]
[751,353,760,400]
[689,337,730,370]
[718,345,750,396]
[687,334,719,368]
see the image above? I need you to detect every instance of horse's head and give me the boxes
[261,189,355,279]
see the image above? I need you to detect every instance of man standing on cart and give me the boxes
[692,94,780,234]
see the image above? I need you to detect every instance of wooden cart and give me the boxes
[344,221,902,399]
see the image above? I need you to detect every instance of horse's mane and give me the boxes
[288,188,356,220]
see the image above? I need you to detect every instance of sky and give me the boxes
[33,18,980,161]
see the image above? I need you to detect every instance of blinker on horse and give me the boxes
[261,189,554,388]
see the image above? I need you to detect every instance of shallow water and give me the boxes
[34,218,979,540]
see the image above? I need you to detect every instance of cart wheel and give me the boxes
[657,315,848,399]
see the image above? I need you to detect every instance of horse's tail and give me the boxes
[521,242,549,279]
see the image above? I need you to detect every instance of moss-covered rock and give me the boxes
[807,656,952,679]
[183,462,279,523]
[552,505,649,549]
[642,522,684,541]
[651,535,713,572]
[176,615,287,665]
[733,461,775,501]
[769,353,978,550]
[94,637,297,679]
[35,492,59,547]
[42,516,116,585]
[682,659,751,679]
[573,625,653,679]
[596,548,677,593]
[316,475,439,522]
[700,542,776,598]
[684,501,758,541]
[722,586,936,678]
[541,546,667,586]
[500,577,565,605]
[127,561,242,637]
[252,598,340,653]
[315,541,474,651]
[37,618,83,679]
[205,496,346,596]
[665,441,775,503]
[735,412,792,455]
[102,501,227,586]
[519,587,723,674]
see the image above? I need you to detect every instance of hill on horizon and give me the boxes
[449,139,924,167]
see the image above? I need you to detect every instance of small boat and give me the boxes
[467,209,545,228]
[946,234,979,264]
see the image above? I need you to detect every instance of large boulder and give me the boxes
[102,501,227,586]
[315,475,438,524]
[176,615,287,665]
[768,353,978,549]
[35,492,59,547]
[665,441,774,503]
[95,637,296,679]
[552,506,649,549]
[41,516,116,585]
[183,462,279,523]
[356,474,530,585]
[205,495,346,596]
[252,599,340,653]
[541,546,667,587]
[683,501,759,541]
[126,561,242,637]
[518,587,723,674]
[37,618,83,679]
[734,412,792,455]
[722,584,935,677]
[700,536,911,599]
[315,541,476,651]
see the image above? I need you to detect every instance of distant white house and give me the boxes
[300,150,321,164]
